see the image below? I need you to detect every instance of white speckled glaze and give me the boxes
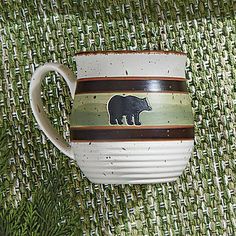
[72,140,194,184]
[29,50,194,184]
[76,51,186,78]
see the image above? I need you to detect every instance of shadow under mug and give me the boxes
[29,50,194,184]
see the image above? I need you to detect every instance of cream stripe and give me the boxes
[75,53,186,79]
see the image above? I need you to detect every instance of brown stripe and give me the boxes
[71,138,194,143]
[76,79,187,94]
[77,91,188,95]
[70,125,194,130]
[75,50,186,56]
[70,127,194,141]
[78,77,187,82]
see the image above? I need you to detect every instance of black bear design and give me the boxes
[108,95,152,125]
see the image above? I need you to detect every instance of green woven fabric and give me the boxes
[0,1,235,235]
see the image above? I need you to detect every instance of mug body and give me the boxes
[70,51,194,184]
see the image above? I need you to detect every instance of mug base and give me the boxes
[87,176,179,185]
[71,140,194,185]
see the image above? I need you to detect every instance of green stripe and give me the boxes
[70,93,194,126]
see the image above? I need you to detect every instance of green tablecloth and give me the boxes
[0,1,235,235]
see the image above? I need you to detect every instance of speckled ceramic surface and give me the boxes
[29,51,194,184]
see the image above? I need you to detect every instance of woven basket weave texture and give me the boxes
[0,1,235,235]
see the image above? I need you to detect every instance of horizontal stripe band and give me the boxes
[71,138,194,142]
[75,50,186,56]
[75,79,187,94]
[70,127,194,141]
[78,77,187,82]
[70,125,194,130]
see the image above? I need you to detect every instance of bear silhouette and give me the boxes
[108,95,152,125]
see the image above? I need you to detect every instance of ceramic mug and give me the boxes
[29,50,194,184]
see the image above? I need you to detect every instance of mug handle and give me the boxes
[29,63,77,159]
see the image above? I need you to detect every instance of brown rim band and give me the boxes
[78,77,187,82]
[75,79,187,94]
[75,50,186,56]
[70,127,194,141]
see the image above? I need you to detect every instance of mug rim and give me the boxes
[75,50,186,56]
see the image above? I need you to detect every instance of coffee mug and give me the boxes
[29,50,194,184]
